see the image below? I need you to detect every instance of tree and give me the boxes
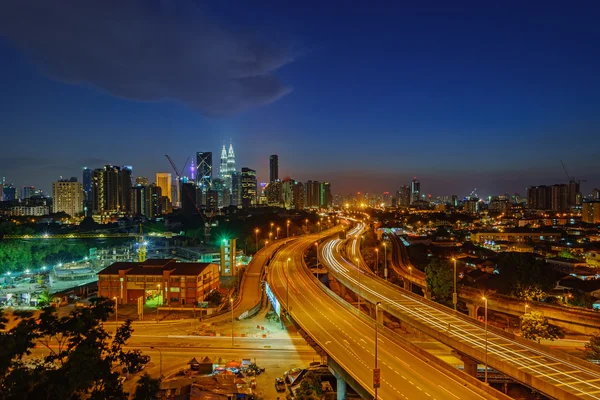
[0,297,155,400]
[424,257,453,306]
[584,334,600,362]
[37,290,52,307]
[520,311,565,343]
[513,283,546,302]
[132,374,161,400]
[495,253,556,296]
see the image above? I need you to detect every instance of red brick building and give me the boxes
[97,259,220,305]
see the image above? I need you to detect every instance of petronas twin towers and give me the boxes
[219,142,236,192]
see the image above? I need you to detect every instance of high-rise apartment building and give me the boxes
[593,188,600,201]
[155,173,172,204]
[52,178,83,217]
[282,179,305,210]
[266,181,282,206]
[550,184,569,213]
[241,168,257,208]
[396,185,410,207]
[269,155,279,183]
[410,177,420,204]
[320,182,332,208]
[582,201,600,224]
[305,180,320,208]
[527,185,550,210]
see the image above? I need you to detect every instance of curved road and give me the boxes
[268,230,497,400]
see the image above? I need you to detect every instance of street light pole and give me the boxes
[452,258,457,311]
[286,257,291,314]
[255,229,259,253]
[230,298,234,347]
[150,347,162,377]
[113,296,118,325]
[383,242,387,281]
[375,248,379,275]
[525,304,529,314]
[286,220,290,238]
[482,296,488,384]
[156,284,161,323]
[375,302,381,400]
[355,258,361,312]
[315,243,319,282]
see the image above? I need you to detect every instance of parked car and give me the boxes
[275,377,286,392]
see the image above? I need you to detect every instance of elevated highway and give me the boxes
[321,224,600,399]
[385,232,600,335]
[268,229,507,399]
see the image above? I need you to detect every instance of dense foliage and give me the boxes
[494,252,557,298]
[520,311,565,343]
[424,257,453,306]
[584,334,600,362]
[0,297,159,400]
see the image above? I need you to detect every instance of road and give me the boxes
[322,222,600,400]
[269,230,498,400]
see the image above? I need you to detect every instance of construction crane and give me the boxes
[165,154,216,243]
[561,160,586,185]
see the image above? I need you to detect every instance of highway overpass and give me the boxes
[321,222,600,400]
[267,228,509,400]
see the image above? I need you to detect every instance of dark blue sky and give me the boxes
[1,1,599,198]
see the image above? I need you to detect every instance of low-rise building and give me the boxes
[97,259,219,305]
[471,228,561,244]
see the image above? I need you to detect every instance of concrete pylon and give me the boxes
[452,350,479,378]
[466,303,479,319]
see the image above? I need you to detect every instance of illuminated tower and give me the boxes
[220,145,228,181]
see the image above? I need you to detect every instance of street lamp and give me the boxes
[355,257,361,312]
[383,242,387,281]
[113,296,118,325]
[286,257,291,314]
[315,242,320,281]
[482,296,488,384]
[156,284,161,322]
[452,258,457,311]
[150,346,162,377]
[230,298,234,347]
[270,222,274,234]
[375,248,379,275]
[264,240,269,249]
[525,304,529,314]
[374,301,381,399]
[408,266,412,291]
[276,227,281,240]
[286,220,290,238]
[254,228,259,253]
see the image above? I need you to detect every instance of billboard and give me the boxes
[265,282,281,317]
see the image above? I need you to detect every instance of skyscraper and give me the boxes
[241,168,257,208]
[82,167,92,201]
[2,184,16,201]
[227,143,236,186]
[219,145,228,181]
[52,178,83,217]
[196,152,213,191]
[410,177,420,204]
[269,155,279,183]
[397,185,410,207]
[120,166,133,213]
[155,173,172,204]
[22,186,36,200]
[91,165,122,214]
[231,171,241,207]
[305,180,320,208]
[550,184,569,212]
[320,182,332,208]
[582,201,600,224]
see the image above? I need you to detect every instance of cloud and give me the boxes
[0,1,293,116]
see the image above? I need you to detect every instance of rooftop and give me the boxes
[97,259,215,276]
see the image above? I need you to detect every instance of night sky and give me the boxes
[1,1,599,198]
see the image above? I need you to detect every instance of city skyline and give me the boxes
[1,1,599,196]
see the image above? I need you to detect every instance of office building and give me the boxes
[52,178,83,217]
[269,155,279,183]
[231,171,241,207]
[283,179,305,210]
[83,167,92,201]
[135,177,149,185]
[196,152,213,193]
[583,201,600,224]
[97,259,220,305]
[241,168,257,208]
[410,177,420,204]
[227,143,236,190]
[2,184,16,201]
[266,181,282,206]
[22,186,36,200]
[155,173,173,205]
[396,185,410,207]
[489,198,510,215]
